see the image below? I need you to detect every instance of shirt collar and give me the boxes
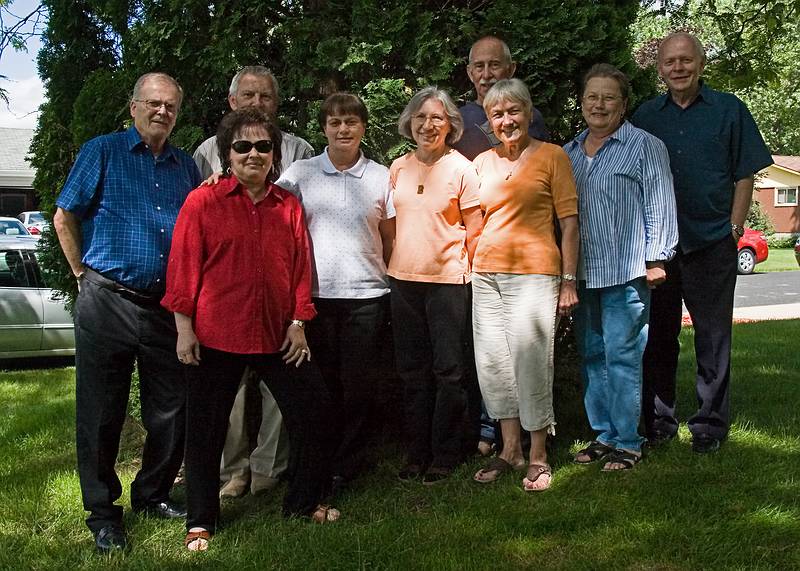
[659,80,713,110]
[220,175,284,201]
[566,120,632,151]
[126,126,178,162]
[321,147,368,177]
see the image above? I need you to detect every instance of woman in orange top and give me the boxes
[388,86,483,484]
[471,78,579,491]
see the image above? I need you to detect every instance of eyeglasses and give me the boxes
[582,94,623,105]
[134,99,178,114]
[412,113,448,127]
[231,139,274,154]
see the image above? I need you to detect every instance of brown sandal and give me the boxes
[311,504,341,524]
[522,463,552,492]
[473,457,526,484]
[185,529,211,551]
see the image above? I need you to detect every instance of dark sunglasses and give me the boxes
[231,139,274,154]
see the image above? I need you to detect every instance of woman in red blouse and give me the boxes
[162,108,339,552]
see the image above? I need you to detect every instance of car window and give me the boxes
[28,212,45,224]
[30,252,58,289]
[0,249,32,287]
[0,220,29,236]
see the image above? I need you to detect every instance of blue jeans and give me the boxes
[575,278,650,452]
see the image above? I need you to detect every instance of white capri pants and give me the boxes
[472,272,559,433]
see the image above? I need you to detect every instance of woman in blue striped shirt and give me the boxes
[563,64,678,471]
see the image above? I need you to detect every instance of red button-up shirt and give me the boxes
[161,176,316,354]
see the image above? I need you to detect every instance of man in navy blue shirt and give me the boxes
[631,33,773,454]
[453,36,549,161]
[54,72,202,553]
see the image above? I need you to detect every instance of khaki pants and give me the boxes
[220,368,290,481]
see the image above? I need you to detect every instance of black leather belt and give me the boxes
[83,267,164,304]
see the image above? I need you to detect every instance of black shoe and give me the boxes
[94,525,127,554]
[135,500,187,519]
[397,464,425,481]
[422,467,452,486]
[645,429,676,448]
[691,434,721,454]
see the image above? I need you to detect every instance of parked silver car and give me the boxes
[0,216,31,237]
[0,236,75,358]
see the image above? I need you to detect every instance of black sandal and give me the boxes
[574,441,614,464]
[601,449,641,471]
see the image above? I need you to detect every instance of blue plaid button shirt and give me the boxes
[57,126,202,291]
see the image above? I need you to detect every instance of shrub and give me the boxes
[746,200,775,235]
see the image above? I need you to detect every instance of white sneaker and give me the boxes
[219,476,249,499]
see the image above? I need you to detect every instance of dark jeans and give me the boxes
[463,293,485,454]
[642,235,737,440]
[390,278,469,469]
[306,296,387,480]
[74,277,185,533]
[185,347,334,532]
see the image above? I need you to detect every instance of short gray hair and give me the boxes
[658,32,707,66]
[482,78,532,117]
[398,86,464,146]
[468,36,512,65]
[582,63,630,102]
[229,66,280,100]
[131,72,183,106]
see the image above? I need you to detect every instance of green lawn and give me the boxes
[758,248,799,272]
[1,320,799,570]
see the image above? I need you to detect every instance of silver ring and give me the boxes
[301,349,308,354]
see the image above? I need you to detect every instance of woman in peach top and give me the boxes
[388,86,483,485]
[471,78,579,491]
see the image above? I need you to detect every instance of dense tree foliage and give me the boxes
[29,0,646,301]
[633,0,800,156]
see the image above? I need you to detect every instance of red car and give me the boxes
[737,228,769,274]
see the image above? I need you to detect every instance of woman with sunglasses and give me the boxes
[162,108,339,552]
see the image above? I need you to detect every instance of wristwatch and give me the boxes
[290,319,305,329]
[731,223,745,238]
[561,273,577,282]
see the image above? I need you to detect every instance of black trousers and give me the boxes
[642,235,737,440]
[185,347,334,532]
[74,277,185,533]
[462,290,483,455]
[390,278,469,469]
[306,296,387,480]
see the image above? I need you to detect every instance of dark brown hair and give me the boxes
[216,108,283,181]
[318,92,368,130]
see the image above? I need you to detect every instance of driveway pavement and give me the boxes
[683,270,800,321]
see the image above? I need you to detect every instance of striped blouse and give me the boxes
[563,121,678,289]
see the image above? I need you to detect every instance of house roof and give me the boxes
[0,128,35,188]
[772,155,800,175]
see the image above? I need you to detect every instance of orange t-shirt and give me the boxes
[388,149,481,284]
[473,143,578,275]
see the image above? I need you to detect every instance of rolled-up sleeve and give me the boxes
[641,134,678,262]
[161,191,204,316]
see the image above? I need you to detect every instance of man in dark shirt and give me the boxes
[631,32,773,453]
[453,36,548,160]
[54,72,202,552]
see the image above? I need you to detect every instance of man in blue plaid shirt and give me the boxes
[54,72,202,554]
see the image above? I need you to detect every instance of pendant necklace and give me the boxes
[505,143,532,180]
[416,156,439,194]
